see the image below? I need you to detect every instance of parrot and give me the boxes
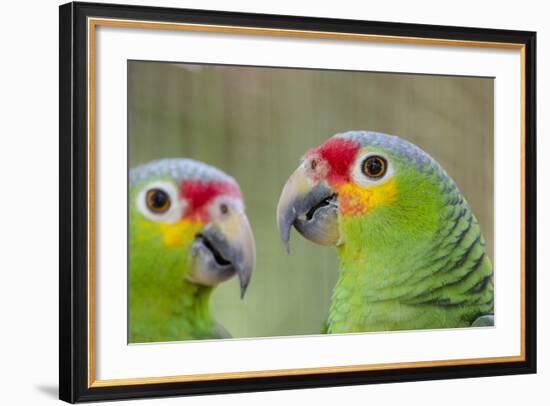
[129,158,255,342]
[277,131,494,333]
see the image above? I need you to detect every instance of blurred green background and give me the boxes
[128,61,494,339]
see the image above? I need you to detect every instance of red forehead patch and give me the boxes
[180,180,241,221]
[307,137,360,185]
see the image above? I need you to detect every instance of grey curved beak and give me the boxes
[276,164,340,252]
[198,211,256,298]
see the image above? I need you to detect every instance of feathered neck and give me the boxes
[326,197,493,333]
[129,275,216,342]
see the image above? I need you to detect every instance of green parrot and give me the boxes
[129,158,255,342]
[277,131,494,333]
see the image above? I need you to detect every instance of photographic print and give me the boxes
[60,4,535,401]
[128,61,494,343]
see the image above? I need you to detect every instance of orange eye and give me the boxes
[146,188,171,213]
[362,156,387,178]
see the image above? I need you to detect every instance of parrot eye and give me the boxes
[351,151,394,187]
[208,196,244,220]
[361,155,387,179]
[219,203,229,215]
[146,188,171,213]
[136,181,182,223]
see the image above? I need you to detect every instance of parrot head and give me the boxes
[277,131,493,333]
[130,158,255,298]
[277,131,450,255]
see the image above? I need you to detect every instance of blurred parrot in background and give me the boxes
[277,131,493,333]
[130,158,255,342]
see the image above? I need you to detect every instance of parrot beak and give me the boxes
[188,211,256,298]
[276,163,340,252]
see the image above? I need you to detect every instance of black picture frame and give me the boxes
[59,1,537,403]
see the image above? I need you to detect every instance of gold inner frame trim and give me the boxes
[87,17,527,388]
[90,355,524,388]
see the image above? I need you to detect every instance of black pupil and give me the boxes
[365,157,385,177]
[150,189,168,209]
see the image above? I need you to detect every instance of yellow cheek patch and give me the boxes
[337,178,397,216]
[158,220,202,247]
